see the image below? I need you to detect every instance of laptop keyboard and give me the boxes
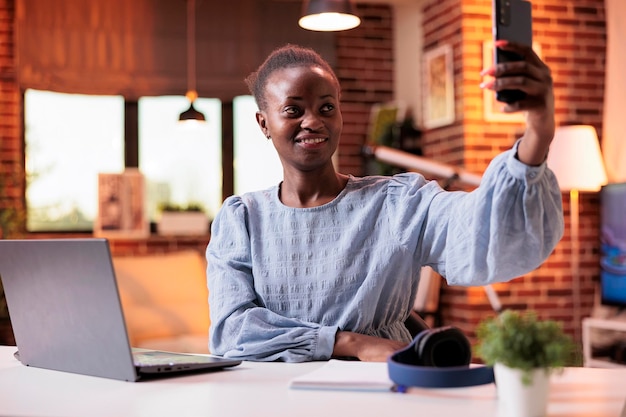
[132,351,209,366]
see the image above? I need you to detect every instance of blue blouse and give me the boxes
[206,144,564,362]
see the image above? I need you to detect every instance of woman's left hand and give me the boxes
[480,40,555,166]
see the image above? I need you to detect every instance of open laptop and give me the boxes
[0,238,241,381]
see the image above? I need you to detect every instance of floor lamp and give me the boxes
[546,125,608,343]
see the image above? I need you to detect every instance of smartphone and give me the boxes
[493,0,533,103]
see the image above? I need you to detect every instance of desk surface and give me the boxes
[1,345,625,417]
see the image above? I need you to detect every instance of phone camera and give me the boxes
[497,0,511,27]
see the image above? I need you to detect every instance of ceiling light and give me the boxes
[299,0,361,32]
[179,0,206,123]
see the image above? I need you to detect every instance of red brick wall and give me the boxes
[421,0,466,165]
[0,0,23,238]
[336,3,395,175]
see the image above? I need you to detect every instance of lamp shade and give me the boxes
[547,125,608,191]
[178,101,206,122]
[299,0,361,31]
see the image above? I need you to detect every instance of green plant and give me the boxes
[0,172,25,239]
[158,203,205,213]
[475,310,576,384]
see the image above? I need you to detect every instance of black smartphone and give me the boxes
[493,0,533,103]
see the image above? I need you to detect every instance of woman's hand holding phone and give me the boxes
[481,41,555,166]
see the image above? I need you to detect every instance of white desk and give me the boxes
[1,345,625,417]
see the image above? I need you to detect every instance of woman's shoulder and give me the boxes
[218,186,279,215]
[348,172,430,192]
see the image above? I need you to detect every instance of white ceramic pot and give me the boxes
[494,362,551,417]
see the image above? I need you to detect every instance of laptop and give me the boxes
[0,238,241,381]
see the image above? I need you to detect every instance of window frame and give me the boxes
[124,99,235,202]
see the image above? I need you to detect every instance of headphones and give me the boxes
[387,326,494,389]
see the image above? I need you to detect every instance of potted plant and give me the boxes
[475,310,575,417]
[157,203,209,236]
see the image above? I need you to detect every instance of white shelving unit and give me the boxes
[582,317,626,368]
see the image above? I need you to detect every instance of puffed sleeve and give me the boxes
[206,196,338,362]
[418,141,564,286]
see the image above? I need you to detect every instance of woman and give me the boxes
[207,42,563,362]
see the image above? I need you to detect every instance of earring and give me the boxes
[266,134,271,140]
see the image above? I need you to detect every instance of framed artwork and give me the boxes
[482,41,542,122]
[94,168,149,238]
[423,44,455,129]
[367,101,406,145]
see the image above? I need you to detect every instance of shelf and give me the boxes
[21,232,212,257]
[582,317,626,368]
[106,234,211,256]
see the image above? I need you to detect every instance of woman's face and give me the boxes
[256,65,343,173]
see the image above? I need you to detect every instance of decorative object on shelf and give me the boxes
[94,169,149,239]
[546,125,608,344]
[423,44,454,129]
[157,203,209,236]
[298,0,360,32]
[475,310,575,417]
[179,0,206,123]
[365,102,425,176]
[582,317,626,368]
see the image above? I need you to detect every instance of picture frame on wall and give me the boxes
[482,41,542,122]
[94,168,149,238]
[423,44,455,129]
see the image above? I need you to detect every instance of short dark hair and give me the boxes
[245,44,340,111]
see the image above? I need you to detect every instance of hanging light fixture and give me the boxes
[179,0,206,123]
[299,0,361,32]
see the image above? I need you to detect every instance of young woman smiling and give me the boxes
[206,43,563,362]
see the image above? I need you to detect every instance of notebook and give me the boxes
[0,238,241,381]
[289,359,393,392]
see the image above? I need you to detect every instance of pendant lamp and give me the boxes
[179,0,206,122]
[299,0,361,32]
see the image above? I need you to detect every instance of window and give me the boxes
[24,91,283,233]
[233,96,282,195]
[138,96,222,220]
[24,89,124,232]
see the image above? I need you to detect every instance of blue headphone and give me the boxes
[387,326,494,389]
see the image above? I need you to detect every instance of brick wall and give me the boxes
[336,3,395,176]
[0,0,23,239]
[421,0,466,165]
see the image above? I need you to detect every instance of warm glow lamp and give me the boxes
[546,125,608,343]
[299,0,361,32]
[179,0,206,123]
[179,91,205,122]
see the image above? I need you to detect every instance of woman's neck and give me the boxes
[279,169,349,208]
